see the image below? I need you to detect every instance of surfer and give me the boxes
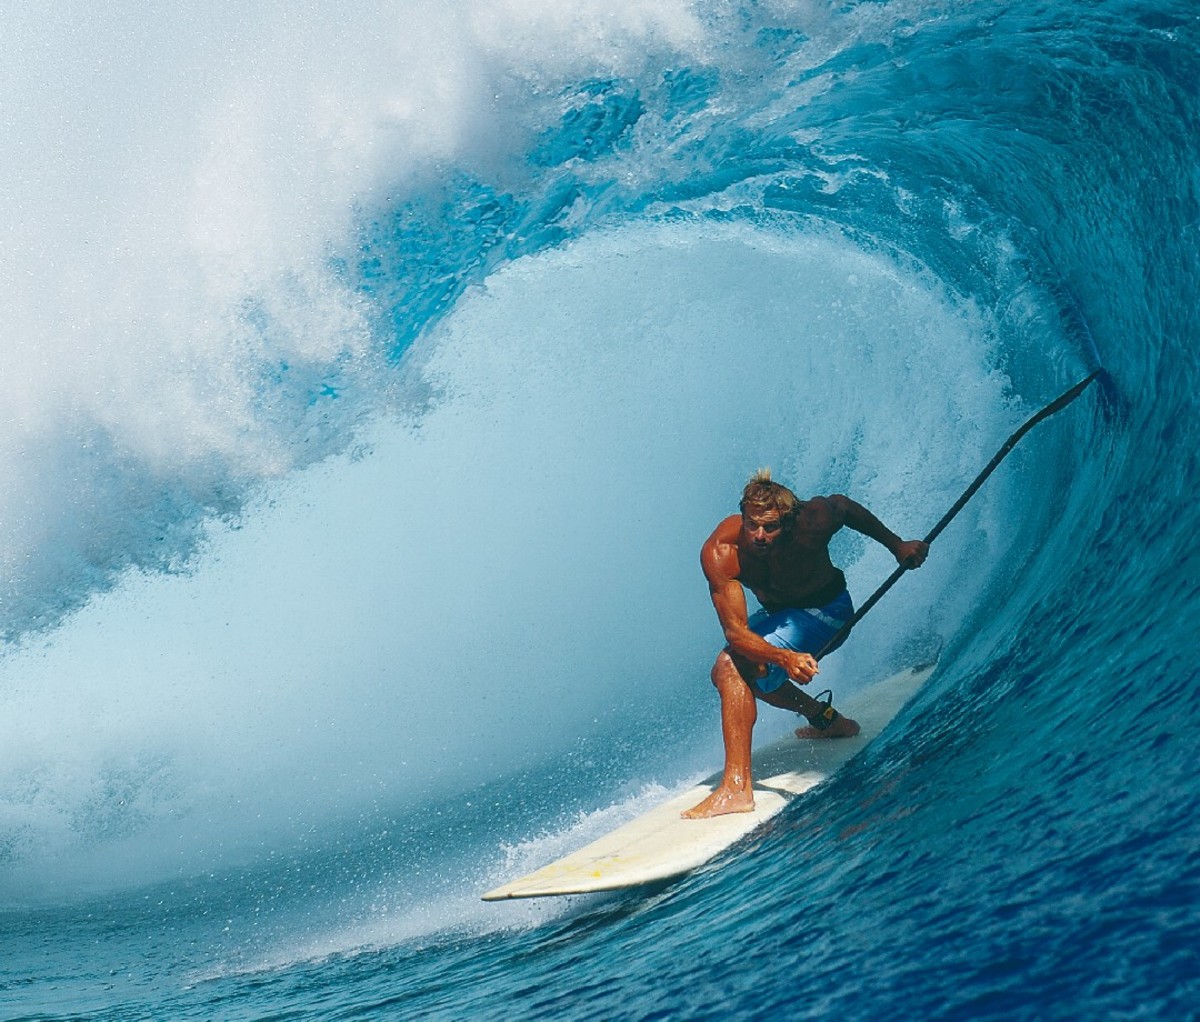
[682,470,928,820]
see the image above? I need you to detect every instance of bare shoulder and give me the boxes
[701,515,742,583]
[821,494,854,525]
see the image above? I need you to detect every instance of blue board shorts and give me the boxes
[744,590,854,695]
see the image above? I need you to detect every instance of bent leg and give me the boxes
[682,651,758,819]
[758,683,860,738]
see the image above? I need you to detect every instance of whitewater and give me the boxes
[1,1,1197,1019]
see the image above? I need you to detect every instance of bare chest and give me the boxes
[736,542,836,606]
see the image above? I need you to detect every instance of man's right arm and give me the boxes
[702,525,819,685]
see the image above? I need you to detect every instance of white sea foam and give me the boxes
[0,0,716,636]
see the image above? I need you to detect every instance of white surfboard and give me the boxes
[481,662,936,901]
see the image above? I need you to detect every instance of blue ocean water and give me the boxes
[2,1,1198,1019]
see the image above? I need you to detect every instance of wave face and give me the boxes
[2,1,1198,1019]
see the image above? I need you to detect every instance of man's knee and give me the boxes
[712,649,764,690]
[710,651,733,688]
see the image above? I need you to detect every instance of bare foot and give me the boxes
[681,786,755,819]
[795,714,861,740]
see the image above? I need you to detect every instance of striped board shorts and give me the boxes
[744,589,854,694]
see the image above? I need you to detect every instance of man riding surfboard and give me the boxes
[683,470,928,819]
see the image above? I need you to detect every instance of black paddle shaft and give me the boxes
[813,370,1102,662]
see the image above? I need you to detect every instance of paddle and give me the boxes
[813,369,1103,663]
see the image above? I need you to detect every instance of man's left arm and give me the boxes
[832,494,929,568]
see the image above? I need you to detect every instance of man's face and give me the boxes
[741,509,786,553]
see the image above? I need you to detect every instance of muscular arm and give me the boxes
[830,495,928,568]
[701,519,819,684]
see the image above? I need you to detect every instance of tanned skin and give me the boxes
[682,495,928,819]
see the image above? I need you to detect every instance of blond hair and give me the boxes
[739,468,799,521]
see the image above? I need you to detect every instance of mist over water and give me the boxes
[1,2,717,894]
[0,217,1011,902]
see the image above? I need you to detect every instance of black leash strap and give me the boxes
[813,370,1103,662]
